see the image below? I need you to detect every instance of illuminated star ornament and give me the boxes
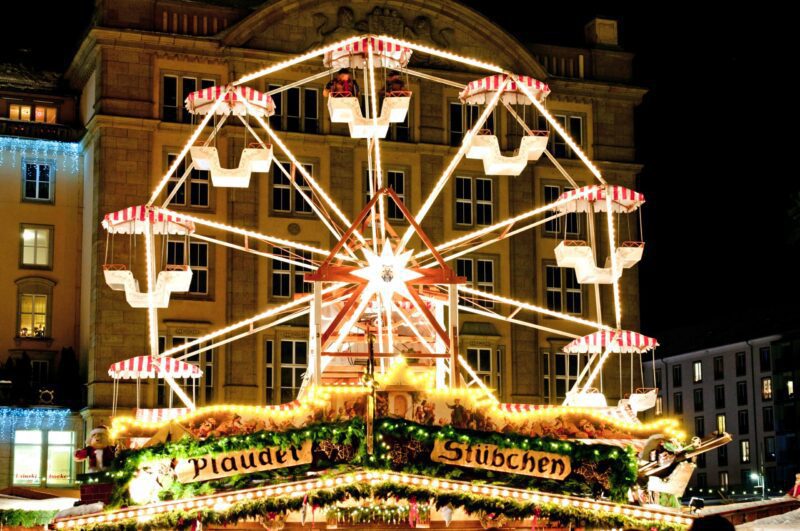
[352,243,422,304]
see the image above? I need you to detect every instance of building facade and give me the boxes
[644,333,799,497]
[0,1,647,489]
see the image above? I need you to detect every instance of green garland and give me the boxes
[325,502,430,525]
[106,419,366,507]
[375,419,638,501]
[0,509,57,527]
[70,479,686,531]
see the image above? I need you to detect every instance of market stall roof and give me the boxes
[101,205,195,235]
[554,185,646,214]
[458,74,550,105]
[323,37,412,69]
[184,84,275,117]
[108,356,203,380]
[563,330,659,354]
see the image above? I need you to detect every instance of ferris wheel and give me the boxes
[99,34,659,414]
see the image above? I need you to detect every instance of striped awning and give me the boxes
[554,185,646,214]
[185,85,275,117]
[562,331,659,355]
[135,408,191,423]
[323,37,412,69]
[498,402,641,425]
[108,356,203,380]
[459,74,550,105]
[102,205,195,235]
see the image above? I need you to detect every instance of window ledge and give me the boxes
[14,336,54,347]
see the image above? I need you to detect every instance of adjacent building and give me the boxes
[0,1,647,489]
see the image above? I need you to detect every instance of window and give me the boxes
[736,351,746,376]
[545,265,582,314]
[158,336,215,405]
[715,385,725,409]
[449,102,494,146]
[655,396,663,415]
[13,430,75,486]
[272,161,314,215]
[541,352,550,403]
[672,365,682,387]
[696,453,706,469]
[166,152,209,208]
[694,416,705,437]
[280,340,307,402]
[762,377,773,400]
[22,162,54,202]
[9,103,32,121]
[455,176,493,226]
[693,361,703,383]
[765,436,776,462]
[17,277,54,338]
[655,369,662,390]
[162,75,214,122]
[716,414,726,433]
[271,247,313,299]
[759,347,771,372]
[553,352,584,401]
[740,440,751,464]
[738,410,749,435]
[713,356,724,380]
[696,472,707,489]
[543,184,581,236]
[763,406,774,431]
[719,471,729,489]
[20,225,53,268]
[788,379,795,398]
[717,445,728,466]
[673,392,683,414]
[467,347,497,388]
[538,113,584,159]
[387,108,410,142]
[457,257,495,308]
[269,85,319,133]
[364,169,406,221]
[693,388,704,411]
[265,340,274,404]
[9,103,57,123]
[737,381,748,406]
[167,240,209,295]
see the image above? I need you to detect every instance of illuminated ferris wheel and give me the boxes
[99,34,660,416]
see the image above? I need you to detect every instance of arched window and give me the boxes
[15,277,55,339]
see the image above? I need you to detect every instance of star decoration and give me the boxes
[352,243,422,308]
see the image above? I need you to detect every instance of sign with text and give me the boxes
[430,440,571,480]
[174,440,313,483]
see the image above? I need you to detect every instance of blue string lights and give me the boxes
[0,137,81,173]
[0,407,70,440]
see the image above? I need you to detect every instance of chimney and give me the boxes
[585,17,619,47]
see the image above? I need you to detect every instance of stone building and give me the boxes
[0,0,647,487]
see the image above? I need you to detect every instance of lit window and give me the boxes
[788,379,795,398]
[272,161,314,215]
[9,103,32,121]
[543,184,581,236]
[655,396,663,415]
[20,225,52,268]
[719,471,729,489]
[280,340,307,402]
[449,102,494,146]
[545,265,582,314]
[16,278,53,339]
[23,162,53,202]
[456,257,495,309]
[13,430,75,486]
[34,106,58,123]
[167,240,209,295]
[270,247,313,299]
[538,113,584,159]
[762,377,773,400]
[455,176,493,227]
[364,169,406,221]
[166,152,209,208]
[162,75,214,123]
[740,440,751,464]
[716,414,726,433]
[268,85,319,133]
[693,361,703,383]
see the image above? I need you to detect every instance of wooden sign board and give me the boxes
[431,440,571,480]
[174,440,313,483]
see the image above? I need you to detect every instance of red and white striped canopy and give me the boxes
[459,74,551,106]
[102,205,195,235]
[185,85,275,117]
[562,330,659,355]
[109,356,203,380]
[323,37,412,69]
[553,185,646,214]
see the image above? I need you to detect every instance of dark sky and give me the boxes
[4,3,794,337]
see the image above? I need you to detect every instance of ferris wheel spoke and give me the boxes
[366,40,387,246]
[605,194,623,329]
[189,233,317,270]
[457,304,580,339]
[398,77,511,252]
[379,36,505,75]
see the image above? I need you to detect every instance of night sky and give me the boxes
[3,3,793,338]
